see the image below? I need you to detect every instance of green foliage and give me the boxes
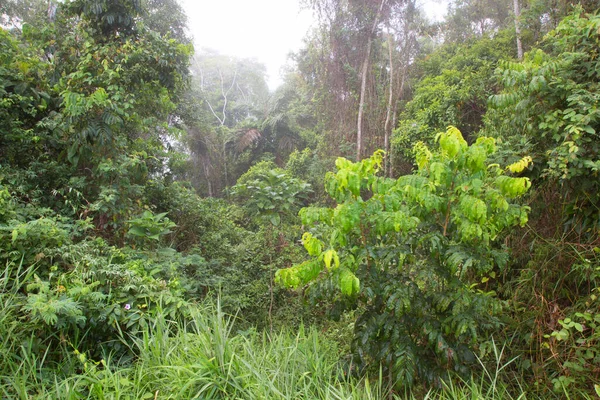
[0,291,527,399]
[547,298,600,392]
[278,127,531,387]
[64,0,142,37]
[286,148,314,179]
[392,32,515,167]
[127,210,176,247]
[486,9,600,235]
[232,165,312,227]
[0,193,198,354]
[502,237,600,398]
[4,1,600,397]
[0,28,54,168]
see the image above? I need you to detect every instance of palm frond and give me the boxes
[235,128,262,153]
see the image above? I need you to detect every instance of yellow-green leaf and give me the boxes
[507,156,533,174]
[339,268,360,296]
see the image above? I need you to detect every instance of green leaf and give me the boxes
[506,156,533,174]
[437,126,467,158]
[269,213,281,226]
[323,249,340,270]
[128,226,147,237]
[302,232,322,256]
[339,268,359,296]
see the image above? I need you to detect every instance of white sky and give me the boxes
[180,0,446,90]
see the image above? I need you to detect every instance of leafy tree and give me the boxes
[192,50,268,129]
[63,0,143,38]
[232,164,312,228]
[277,127,531,387]
[392,30,515,172]
[486,9,600,235]
[295,0,422,161]
[0,0,50,28]
[180,51,271,196]
[143,0,190,42]
[444,0,511,42]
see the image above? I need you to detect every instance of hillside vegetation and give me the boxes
[1,0,599,398]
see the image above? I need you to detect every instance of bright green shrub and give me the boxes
[277,127,531,387]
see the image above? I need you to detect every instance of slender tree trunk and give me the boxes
[383,32,394,176]
[202,158,213,197]
[357,0,386,161]
[389,18,413,177]
[219,69,238,127]
[513,0,523,60]
[357,42,372,161]
[222,142,229,194]
[389,99,398,177]
[47,0,57,21]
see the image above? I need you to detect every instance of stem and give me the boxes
[268,231,274,335]
[269,267,274,335]
[442,180,456,237]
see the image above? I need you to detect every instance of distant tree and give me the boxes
[63,0,143,38]
[143,0,190,42]
[192,51,268,128]
[444,0,511,42]
[179,51,271,196]
[1,0,51,28]
[296,0,425,163]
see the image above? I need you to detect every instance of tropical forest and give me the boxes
[0,0,599,398]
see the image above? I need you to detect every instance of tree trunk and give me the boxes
[202,158,213,197]
[357,0,386,161]
[357,42,371,161]
[513,0,523,60]
[389,99,398,177]
[383,32,394,176]
[389,11,413,177]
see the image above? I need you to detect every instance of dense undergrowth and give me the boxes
[0,261,528,399]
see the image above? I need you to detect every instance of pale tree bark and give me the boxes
[513,0,523,60]
[219,69,237,127]
[383,31,394,176]
[357,0,386,161]
[47,0,57,21]
[195,57,238,127]
[389,99,399,176]
[204,97,224,126]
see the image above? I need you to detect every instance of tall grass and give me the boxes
[0,261,545,399]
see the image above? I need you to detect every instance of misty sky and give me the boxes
[179,0,446,90]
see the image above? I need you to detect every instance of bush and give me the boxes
[278,127,531,387]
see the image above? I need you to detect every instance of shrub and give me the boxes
[278,127,531,387]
